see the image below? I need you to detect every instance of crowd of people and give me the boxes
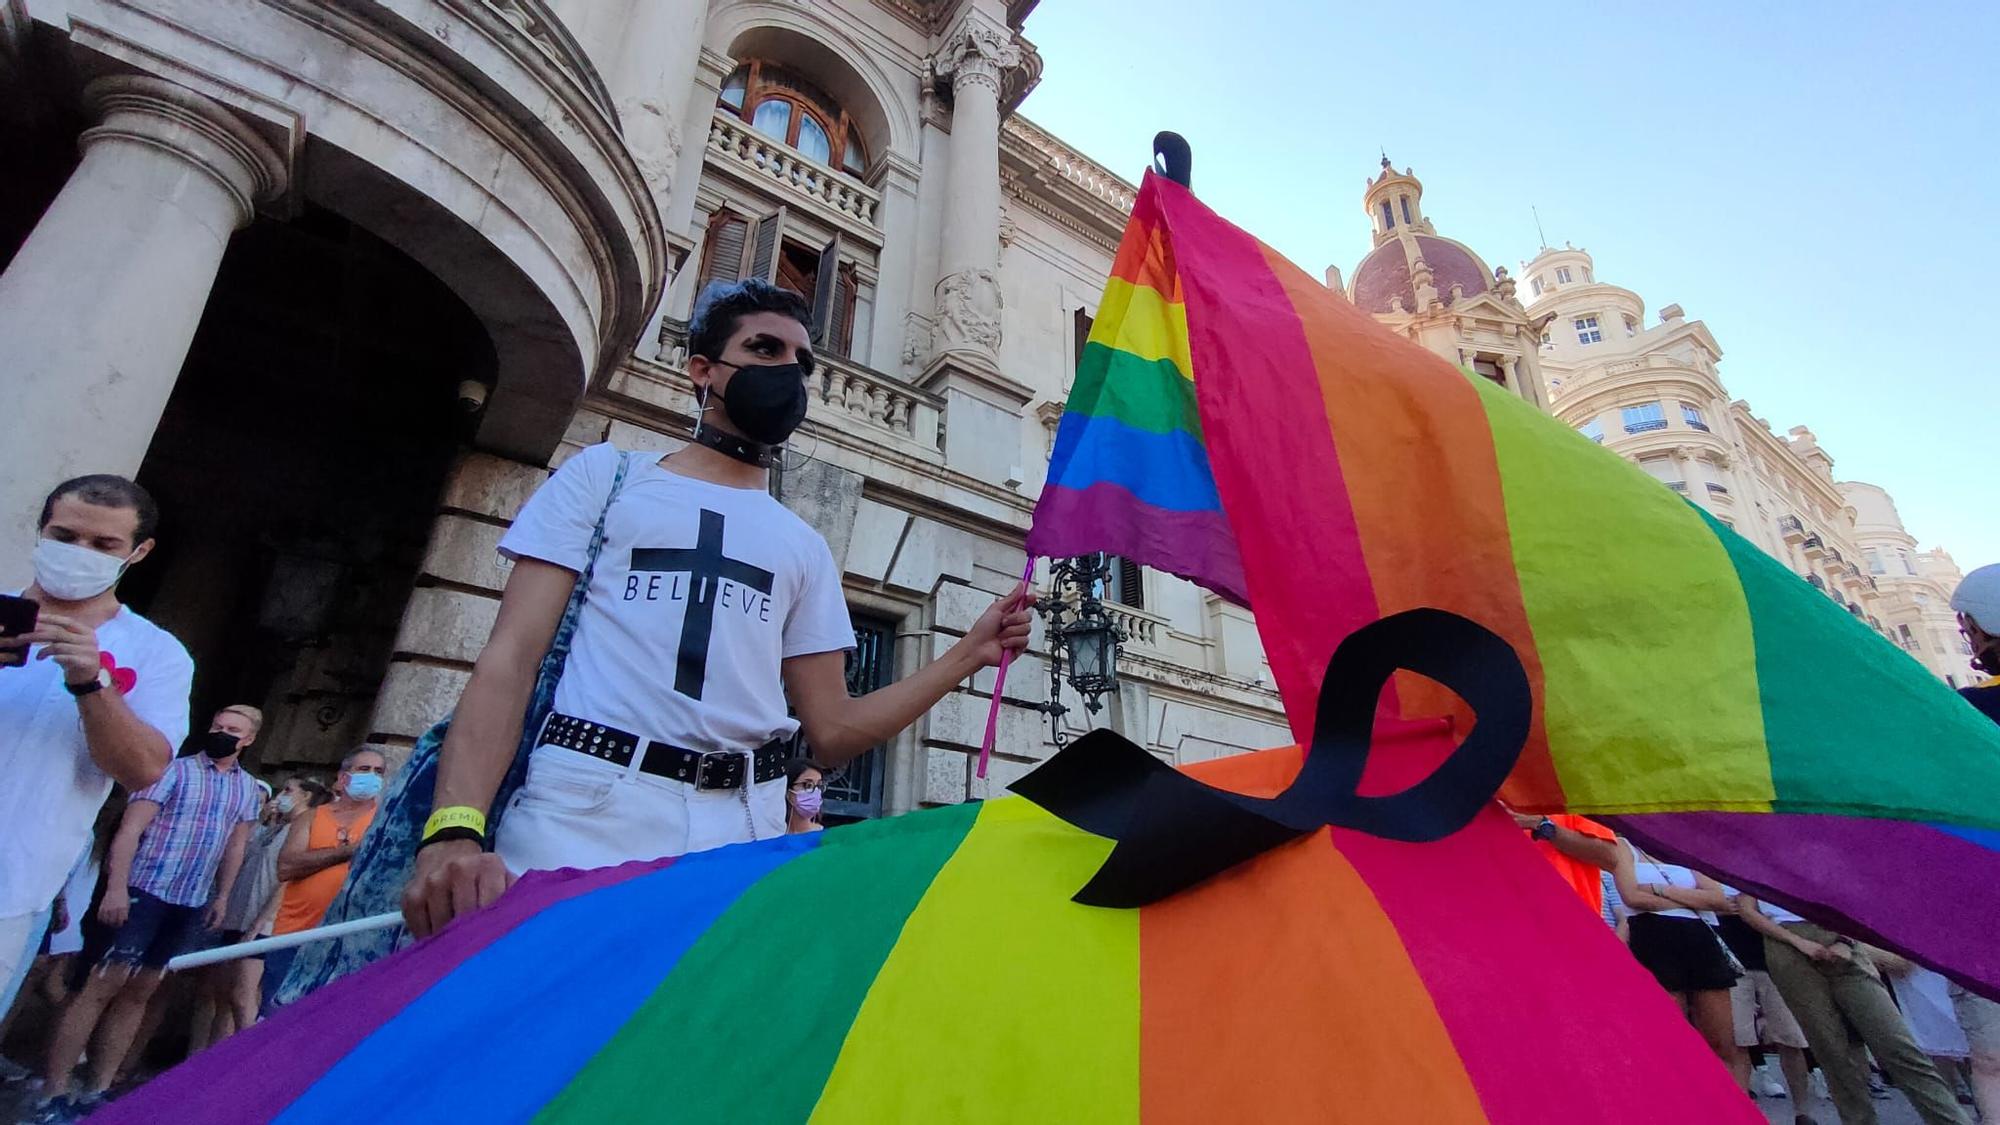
[2,280,1994,1123]
[1519,771,2000,1125]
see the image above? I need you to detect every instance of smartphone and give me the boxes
[0,593,37,669]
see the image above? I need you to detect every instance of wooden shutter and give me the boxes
[746,207,786,284]
[698,212,749,288]
[1073,307,1095,371]
[1114,556,1144,609]
[809,231,844,346]
[830,267,856,358]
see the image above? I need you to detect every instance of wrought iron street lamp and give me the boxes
[1032,553,1127,747]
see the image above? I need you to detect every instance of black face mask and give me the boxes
[708,360,810,446]
[193,730,242,759]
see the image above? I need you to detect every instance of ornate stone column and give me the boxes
[929,17,1016,371]
[0,76,285,578]
[921,16,1034,479]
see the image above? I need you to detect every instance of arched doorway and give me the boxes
[120,206,491,773]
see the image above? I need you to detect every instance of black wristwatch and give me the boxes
[1531,817,1559,841]
[65,669,112,698]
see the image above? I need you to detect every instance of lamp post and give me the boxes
[1032,553,1127,747]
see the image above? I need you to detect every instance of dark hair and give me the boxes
[40,475,159,543]
[784,757,823,787]
[687,279,811,362]
[291,777,334,808]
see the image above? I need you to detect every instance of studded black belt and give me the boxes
[537,712,791,791]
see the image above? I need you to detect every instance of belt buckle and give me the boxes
[694,749,746,791]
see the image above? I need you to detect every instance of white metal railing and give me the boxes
[706,110,880,227]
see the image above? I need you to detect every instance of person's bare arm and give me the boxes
[1609,839,1681,913]
[1738,894,1848,963]
[276,812,353,882]
[785,584,1032,765]
[9,613,171,789]
[401,559,571,939]
[204,820,254,930]
[97,800,159,927]
[1511,812,1619,870]
[1654,871,1732,913]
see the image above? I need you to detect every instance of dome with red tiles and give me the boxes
[1351,235,1492,315]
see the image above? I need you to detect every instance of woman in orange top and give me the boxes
[261,749,385,1015]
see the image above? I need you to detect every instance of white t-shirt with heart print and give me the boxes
[497,443,854,754]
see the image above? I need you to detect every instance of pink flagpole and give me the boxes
[976,558,1038,779]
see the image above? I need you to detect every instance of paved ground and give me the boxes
[1756,1085,1956,1124]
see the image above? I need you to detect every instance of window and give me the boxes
[1575,316,1602,345]
[1623,313,1638,337]
[1578,419,1604,443]
[1073,308,1095,374]
[1540,331,1551,346]
[1531,276,1546,297]
[1107,555,1145,610]
[1399,196,1413,225]
[1897,624,1917,650]
[1680,402,1709,431]
[1897,549,1916,575]
[1555,266,1573,283]
[718,61,869,176]
[1865,549,1885,575]
[1582,267,1593,282]
[1471,358,1506,387]
[808,615,894,820]
[696,207,858,357]
[1380,201,1395,230]
[1622,401,1667,433]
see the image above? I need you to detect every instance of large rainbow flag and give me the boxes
[1028,169,2000,993]
[103,751,1757,1124]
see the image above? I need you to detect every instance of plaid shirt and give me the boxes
[128,754,262,907]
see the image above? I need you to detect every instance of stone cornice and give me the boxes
[999,115,1134,253]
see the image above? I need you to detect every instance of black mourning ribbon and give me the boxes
[1008,608,1532,908]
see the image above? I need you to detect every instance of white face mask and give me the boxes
[33,538,133,601]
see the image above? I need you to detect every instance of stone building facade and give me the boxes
[1521,244,1979,686]
[0,0,1294,816]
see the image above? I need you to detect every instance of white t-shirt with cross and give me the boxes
[498,443,854,755]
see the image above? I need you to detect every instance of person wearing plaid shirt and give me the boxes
[34,705,262,1116]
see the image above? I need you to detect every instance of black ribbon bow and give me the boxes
[1009,608,1532,907]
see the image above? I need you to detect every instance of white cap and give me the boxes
[1952,564,2000,634]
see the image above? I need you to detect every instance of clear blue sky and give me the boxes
[1018,0,1999,570]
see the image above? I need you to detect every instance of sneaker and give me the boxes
[29,1092,103,1124]
[1809,1069,1830,1101]
[0,1053,33,1083]
[1754,1062,1789,1098]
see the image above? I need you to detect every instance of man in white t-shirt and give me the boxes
[0,476,192,1023]
[403,279,1033,938]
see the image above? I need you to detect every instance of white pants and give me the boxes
[494,745,787,876]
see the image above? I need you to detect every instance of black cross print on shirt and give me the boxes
[630,509,775,700]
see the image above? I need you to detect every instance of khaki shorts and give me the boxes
[1953,984,2000,1055]
[1732,968,1808,1049]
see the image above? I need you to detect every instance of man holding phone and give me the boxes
[0,475,192,1024]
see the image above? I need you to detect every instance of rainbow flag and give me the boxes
[1042,171,2000,831]
[103,751,1757,1124]
[1029,208,1247,604]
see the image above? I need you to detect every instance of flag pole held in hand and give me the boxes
[976,558,1038,779]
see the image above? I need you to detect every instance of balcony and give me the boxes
[1800,534,1825,554]
[1624,419,1669,434]
[1105,601,1170,651]
[1685,419,1711,432]
[1806,573,1826,590]
[706,110,881,233]
[1705,482,1730,497]
[1778,515,1806,543]
[811,353,943,449]
[1665,480,1689,493]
